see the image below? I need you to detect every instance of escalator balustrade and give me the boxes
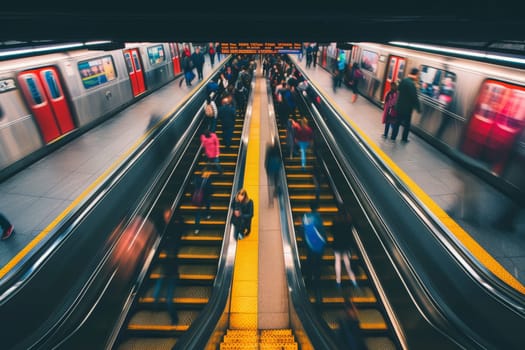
[275,95,399,350]
[114,104,246,350]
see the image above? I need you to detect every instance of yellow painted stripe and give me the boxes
[0,88,204,280]
[311,81,525,294]
[229,77,261,330]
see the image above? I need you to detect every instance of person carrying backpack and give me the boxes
[301,201,327,304]
[204,96,218,132]
[349,63,363,103]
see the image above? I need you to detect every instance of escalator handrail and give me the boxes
[267,75,341,349]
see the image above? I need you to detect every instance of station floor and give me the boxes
[0,53,524,296]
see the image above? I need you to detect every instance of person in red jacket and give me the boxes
[200,130,223,174]
[293,117,314,169]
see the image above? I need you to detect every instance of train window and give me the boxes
[78,56,117,89]
[397,60,405,81]
[387,58,395,80]
[124,53,133,74]
[419,65,456,107]
[24,76,44,105]
[360,50,379,74]
[473,81,525,124]
[43,70,61,99]
[132,52,142,71]
[147,45,166,65]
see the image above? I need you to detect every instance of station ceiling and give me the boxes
[0,1,522,54]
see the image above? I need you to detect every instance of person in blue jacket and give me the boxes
[302,201,327,304]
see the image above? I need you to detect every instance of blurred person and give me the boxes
[208,43,216,67]
[382,81,399,139]
[0,212,15,240]
[305,45,313,68]
[152,231,179,324]
[293,117,314,169]
[335,49,346,89]
[231,188,254,240]
[312,44,319,67]
[265,137,282,207]
[391,67,421,142]
[218,94,236,148]
[331,66,340,93]
[204,96,218,132]
[234,72,248,112]
[332,210,358,289]
[348,63,363,103]
[336,299,367,350]
[301,201,327,305]
[216,43,222,62]
[180,52,195,87]
[200,129,223,174]
[277,82,296,126]
[192,167,214,234]
[191,46,205,80]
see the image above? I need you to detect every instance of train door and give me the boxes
[123,48,146,97]
[383,55,406,101]
[17,67,76,144]
[169,43,182,74]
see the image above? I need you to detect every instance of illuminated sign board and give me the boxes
[221,42,302,54]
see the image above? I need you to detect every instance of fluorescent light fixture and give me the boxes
[0,41,113,58]
[85,40,113,46]
[0,42,83,58]
[389,41,525,65]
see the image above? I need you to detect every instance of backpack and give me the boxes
[302,212,326,253]
[204,103,214,118]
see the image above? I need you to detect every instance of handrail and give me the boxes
[266,75,340,349]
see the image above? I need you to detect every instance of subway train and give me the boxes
[317,42,525,199]
[0,42,196,180]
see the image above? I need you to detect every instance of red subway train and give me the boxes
[318,42,525,195]
[0,42,198,180]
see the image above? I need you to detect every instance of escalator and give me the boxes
[275,98,400,349]
[113,101,246,349]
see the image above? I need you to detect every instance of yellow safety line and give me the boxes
[312,82,525,294]
[229,76,261,330]
[0,88,199,280]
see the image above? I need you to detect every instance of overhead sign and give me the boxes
[220,42,302,54]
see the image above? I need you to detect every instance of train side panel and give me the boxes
[61,50,134,128]
[0,43,181,178]
[0,82,43,169]
[351,42,525,195]
[138,43,175,91]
